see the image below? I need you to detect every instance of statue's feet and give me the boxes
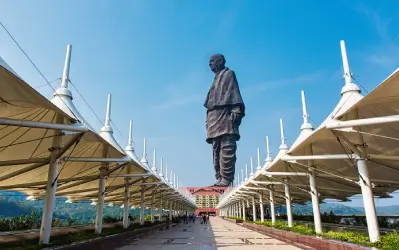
[215,179,231,187]
[213,178,222,186]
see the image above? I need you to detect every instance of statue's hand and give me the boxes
[231,112,242,126]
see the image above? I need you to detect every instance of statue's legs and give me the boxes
[212,139,221,181]
[220,135,237,183]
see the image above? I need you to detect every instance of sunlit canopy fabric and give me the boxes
[264,69,399,200]
[0,64,127,193]
[219,69,399,209]
[0,62,193,208]
[331,68,399,191]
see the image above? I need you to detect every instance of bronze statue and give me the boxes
[204,54,245,187]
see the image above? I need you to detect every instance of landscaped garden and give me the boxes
[227,216,399,249]
[2,219,167,250]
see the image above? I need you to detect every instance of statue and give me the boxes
[204,54,245,187]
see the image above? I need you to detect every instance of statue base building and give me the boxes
[186,186,227,216]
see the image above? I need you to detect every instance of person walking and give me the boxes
[183,214,188,224]
[203,214,207,225]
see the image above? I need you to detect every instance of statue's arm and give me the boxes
[226,70,245,116]
[230,105,244,126]
[231,105,243,114]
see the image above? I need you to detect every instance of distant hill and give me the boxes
[1,191,397,222]
[288,203,363,215]
[351,205,399,215]
[0,191,149,224]
[277,202,398,216]
[0,199,33,218]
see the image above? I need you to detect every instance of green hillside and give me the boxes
[0,199,33,218]
[291,203,363,215]
[1,191,397,225]
[0,191,148,224]
[352,205,399,215]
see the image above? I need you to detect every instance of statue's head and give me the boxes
[209,54,226,73]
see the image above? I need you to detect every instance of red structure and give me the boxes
[186,186,227,215]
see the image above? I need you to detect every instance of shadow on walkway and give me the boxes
[116,217,301,249]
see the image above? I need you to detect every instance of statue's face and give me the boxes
[209,54,225,73]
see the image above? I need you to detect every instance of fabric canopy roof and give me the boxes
[0,60,194,208]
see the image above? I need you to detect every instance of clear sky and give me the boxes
[0,1,398,207]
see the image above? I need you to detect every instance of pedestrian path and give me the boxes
[116,217,302,249]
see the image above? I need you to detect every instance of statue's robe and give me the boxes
[204,67,245,182]
[204,68,245,143]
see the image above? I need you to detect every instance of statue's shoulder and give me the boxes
[224,68,235,77]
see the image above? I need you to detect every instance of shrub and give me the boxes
[103,215,119,223]
[248,219,399,249]
[130,222,141,229]
[322,231,369,246]
[0,211,41,231]
[67,217,76,226]
[371,230,399,250]
[143,221,152,226]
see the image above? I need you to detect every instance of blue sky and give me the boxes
[0,0,398,206]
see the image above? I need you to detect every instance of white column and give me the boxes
[150,191,155,223]
[123,177,130,229]
[357,158,380,242]
[285,183,293,227]
[238,202,242,218]
[169,202,173,221]
[95,166,107,234]
[259,192,264,222]
[160,198,163,221]
[165,200,169,221]
[140,187,145,225]
[252,196,257,222]
[242,200,246,221]
[270,189,276,225]
[39,120,62,245]
[309,170,322,234]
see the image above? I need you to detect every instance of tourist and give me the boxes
[183,214,188,224]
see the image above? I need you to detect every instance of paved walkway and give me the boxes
[116,217,302,250]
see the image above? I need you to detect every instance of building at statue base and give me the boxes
[186,186,227,215]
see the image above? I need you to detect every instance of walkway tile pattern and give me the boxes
[116,217,302,249]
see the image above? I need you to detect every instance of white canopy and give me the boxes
[0,49,195,208]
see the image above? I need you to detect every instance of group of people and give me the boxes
[180,213,211,225]
[182,214,197,224]
[200,214,210,225]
